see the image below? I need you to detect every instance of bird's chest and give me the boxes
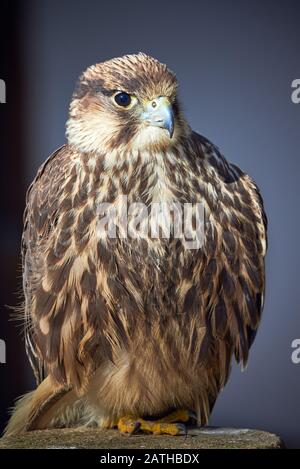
[90,156,194,275]
[71,152,202,283]
[65,153,214,313]
[93,156,188,240]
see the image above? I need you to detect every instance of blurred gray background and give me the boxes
[0,0,299,447]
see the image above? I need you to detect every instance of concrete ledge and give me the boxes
[0,427,285,449]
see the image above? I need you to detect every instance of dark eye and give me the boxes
[114,92,131,107]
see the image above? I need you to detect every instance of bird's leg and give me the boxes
[117,409,196,436]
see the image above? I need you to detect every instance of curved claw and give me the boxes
[176,423,188,436]
[129,421,141,436]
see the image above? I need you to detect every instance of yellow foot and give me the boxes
[117,409,196,436]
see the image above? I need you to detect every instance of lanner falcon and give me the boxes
[5,53,267,437]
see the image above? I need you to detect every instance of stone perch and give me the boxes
[0,427,284,449]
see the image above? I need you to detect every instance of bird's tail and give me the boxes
[3,376,90,437]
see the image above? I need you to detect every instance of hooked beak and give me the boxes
[142,97,174,138]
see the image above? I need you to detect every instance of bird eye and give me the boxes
[114,92,132,108]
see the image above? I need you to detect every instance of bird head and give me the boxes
[66,53,189,155]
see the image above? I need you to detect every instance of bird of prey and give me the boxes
[5,53,267,437]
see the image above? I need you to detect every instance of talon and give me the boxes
[130,421,141,435]
[176,423,188,436]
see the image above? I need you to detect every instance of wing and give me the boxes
[194,134,267,384]
[22,145,72,384]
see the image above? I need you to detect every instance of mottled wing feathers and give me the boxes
[22,145,71,384]
[196,135,267,379]
[22,145,113,391]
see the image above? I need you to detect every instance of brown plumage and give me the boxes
[5,53,267,436]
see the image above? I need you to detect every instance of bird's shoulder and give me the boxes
[189,131,267,255]
[25,144,74,207]
[22,144,79,251]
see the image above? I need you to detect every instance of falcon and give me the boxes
[5,53,267,437]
